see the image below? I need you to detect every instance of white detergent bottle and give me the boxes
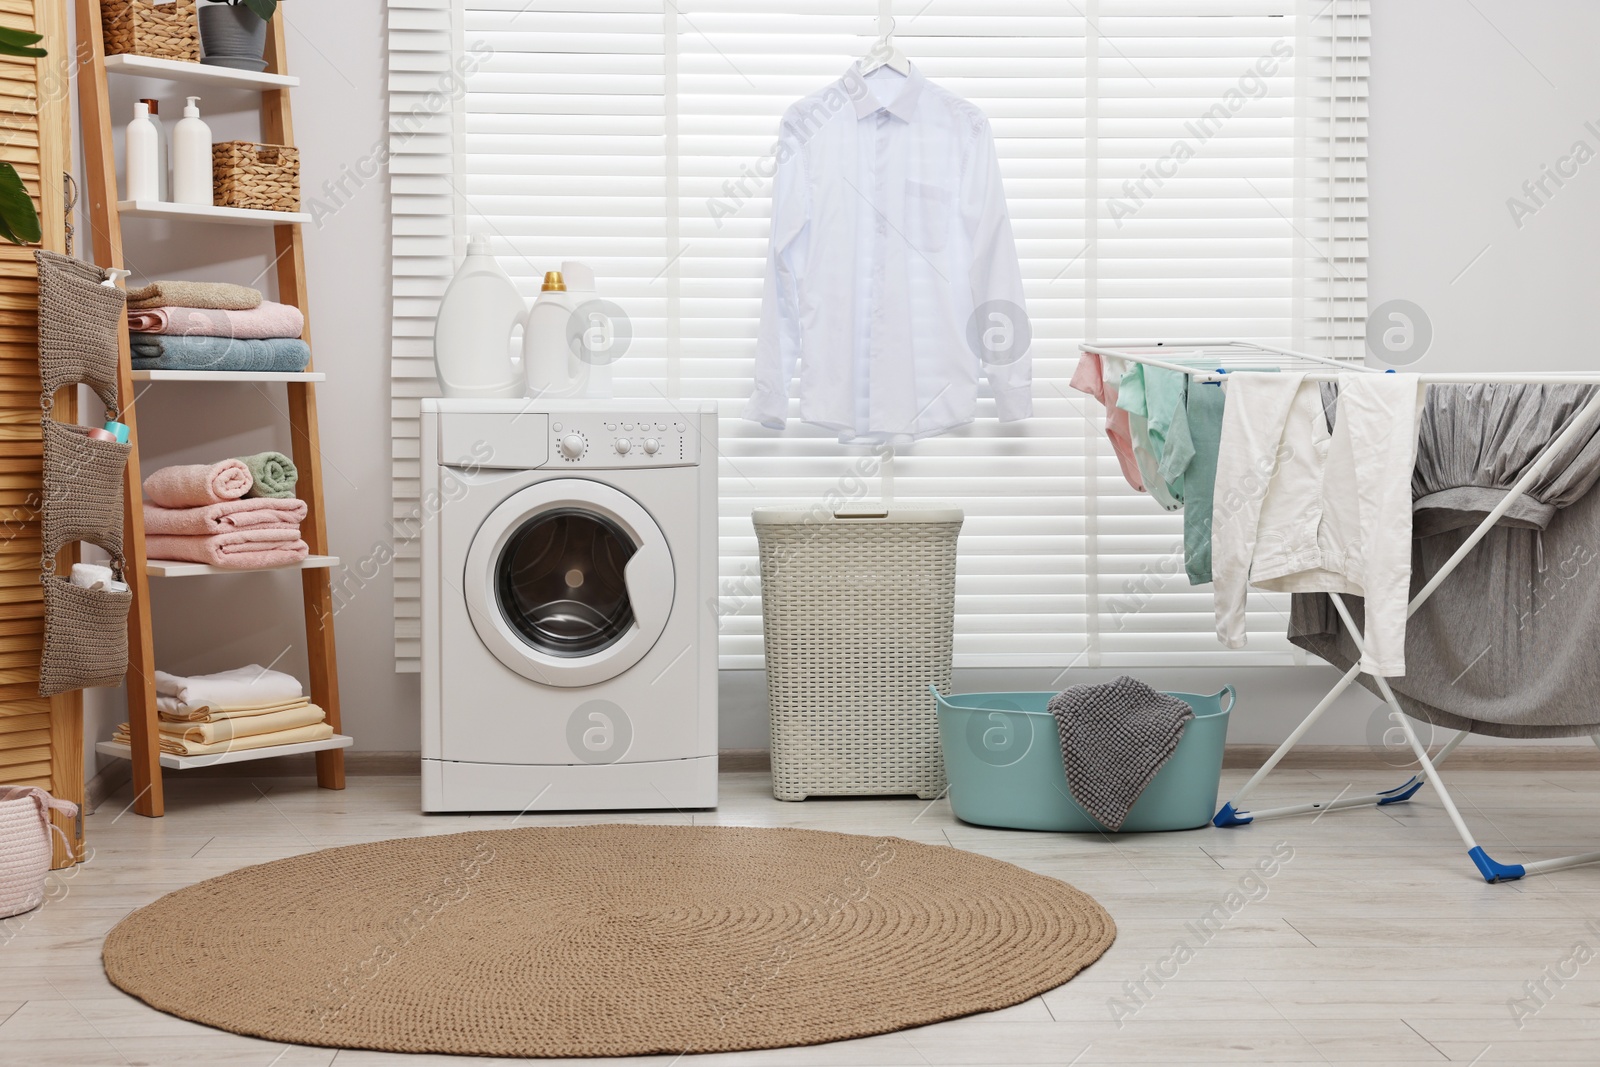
[123,101,159,202]
[170,96,212,206]
[433,234,525,399]
[523,270,590,399]
[561,260,614,399]
[138,98,168,200]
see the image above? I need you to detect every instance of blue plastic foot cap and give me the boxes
[1469,845,1525,883]
[1376,778,1424,806]
[1213,801,1253,828]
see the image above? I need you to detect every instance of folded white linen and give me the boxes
[153,665,304,714]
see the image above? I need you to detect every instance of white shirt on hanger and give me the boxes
[744,63,1032,443]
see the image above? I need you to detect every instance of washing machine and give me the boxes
[420,399,718,812]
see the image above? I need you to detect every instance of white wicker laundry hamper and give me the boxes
[753,503,963,801]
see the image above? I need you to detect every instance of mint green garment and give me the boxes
[1158,380,1226,585]
[1117,363,1190,508]
[237,451,299,499]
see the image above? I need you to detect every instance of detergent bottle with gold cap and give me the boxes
[522,268,591,399]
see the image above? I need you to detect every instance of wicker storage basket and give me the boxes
[753,503,963,801]
[101,0,200,62]
[212,141,301,212]
[0,787,77,919]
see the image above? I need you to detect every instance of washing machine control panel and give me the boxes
[548,415,698,467]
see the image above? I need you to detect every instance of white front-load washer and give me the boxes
[419,399,718,812]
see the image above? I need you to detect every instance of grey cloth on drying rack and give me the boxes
[1047,676,1193,830]
[1290,382,1600,738]
[130,333,311,373]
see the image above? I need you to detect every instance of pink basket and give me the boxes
[0,786,77,918]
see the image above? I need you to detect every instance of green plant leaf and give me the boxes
[0,25,46,58]
[241,0,276,21]
[0,163,41,245]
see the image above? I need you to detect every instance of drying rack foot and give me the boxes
[1469,846,1526,884]
[1376,776,1424,806]
[1213,801,1253,827]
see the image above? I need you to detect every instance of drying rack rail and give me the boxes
[1082,339,1600,883]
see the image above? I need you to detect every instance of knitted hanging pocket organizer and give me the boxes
[34,251,133,697]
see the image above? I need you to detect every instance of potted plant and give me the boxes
[0,26,44,245]
[199,0,277,72]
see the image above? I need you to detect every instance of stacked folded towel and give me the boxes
[141,456,307,568]
[112,665,332,756]
[126,280,311,373]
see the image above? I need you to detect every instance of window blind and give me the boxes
[386,0,1368,671]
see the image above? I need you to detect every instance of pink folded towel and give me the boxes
[127,301,305,340]
[146,529,310,569]
[144,498,307,536]
[143,461,253,508]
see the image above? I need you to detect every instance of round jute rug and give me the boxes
[102,824,1114,1057]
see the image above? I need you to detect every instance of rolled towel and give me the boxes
[125,280,262,311]
[238,451,299,499]
[142,460,253,507]
[129,334,311,373]
[155,665,304,713]
[127,301,304,340]
[69,562,129,593]
[144,497,306,536]
[145,528,309,569]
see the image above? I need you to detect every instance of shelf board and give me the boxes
[131,370,324,382]
[104,53,298,90]
[97,734,353,770]
[147,554,339,578]
[117,200,309,226]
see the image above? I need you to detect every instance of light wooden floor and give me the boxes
[3,765,1599,1066]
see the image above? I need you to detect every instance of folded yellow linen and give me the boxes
[113,722,334,756]
[157,696,311,723]
[155,704,325,745]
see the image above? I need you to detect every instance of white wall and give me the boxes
[85,2,1593,780]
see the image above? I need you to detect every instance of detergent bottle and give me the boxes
[433,235,524,398]
[522,270,590,399]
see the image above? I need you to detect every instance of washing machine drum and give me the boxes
[464,480,675,688]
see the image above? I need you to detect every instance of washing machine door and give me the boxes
[463,479,674,688]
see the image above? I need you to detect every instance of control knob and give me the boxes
[559,433,586,460]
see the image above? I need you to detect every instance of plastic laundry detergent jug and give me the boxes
[433,235,525,399]
[522,269,591,399]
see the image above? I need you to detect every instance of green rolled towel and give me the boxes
[237,451,299,499]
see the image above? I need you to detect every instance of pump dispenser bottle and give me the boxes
[171,96,213,206]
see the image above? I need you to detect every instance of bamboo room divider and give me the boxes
[0,0,86,869]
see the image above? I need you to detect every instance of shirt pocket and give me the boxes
[904,179,953,253]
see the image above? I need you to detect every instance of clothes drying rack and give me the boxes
[1079,339,1600,883]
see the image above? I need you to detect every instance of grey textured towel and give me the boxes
[1291,382,1600,738]
[1048,677,1193,831]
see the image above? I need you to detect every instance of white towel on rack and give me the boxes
[1212,372,1426,676]
[153,665,305,714]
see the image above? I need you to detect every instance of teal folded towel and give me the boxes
[130,333,311,373]
[237,451,298,499]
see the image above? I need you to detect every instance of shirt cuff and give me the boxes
[993,383,1033,422]
[742,394,787,430]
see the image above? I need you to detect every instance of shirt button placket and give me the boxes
[871,110,890,431]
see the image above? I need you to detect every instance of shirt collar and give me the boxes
[845,62,925,122]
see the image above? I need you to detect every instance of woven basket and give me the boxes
[102,0,200,62]
[212,141,301,212]
[0,787,76,919]
[753,504,963,801]
[34,251,122,414]
[40,418,129,563]
[40,576,133,697]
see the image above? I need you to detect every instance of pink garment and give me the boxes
[142,461,253,507]
[146,528,309,569]
[1070,352,1144,491]
[144,497,306,537]
[127,301,305,340]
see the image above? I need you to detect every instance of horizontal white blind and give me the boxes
[389,0,1367,670]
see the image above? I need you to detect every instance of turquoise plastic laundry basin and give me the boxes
[933,687,1234,833]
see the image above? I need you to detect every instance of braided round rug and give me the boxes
[102,824,1115,1057]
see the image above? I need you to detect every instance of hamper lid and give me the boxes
[752,501,963,525]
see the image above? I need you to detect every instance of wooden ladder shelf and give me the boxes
[74,3,344,817]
